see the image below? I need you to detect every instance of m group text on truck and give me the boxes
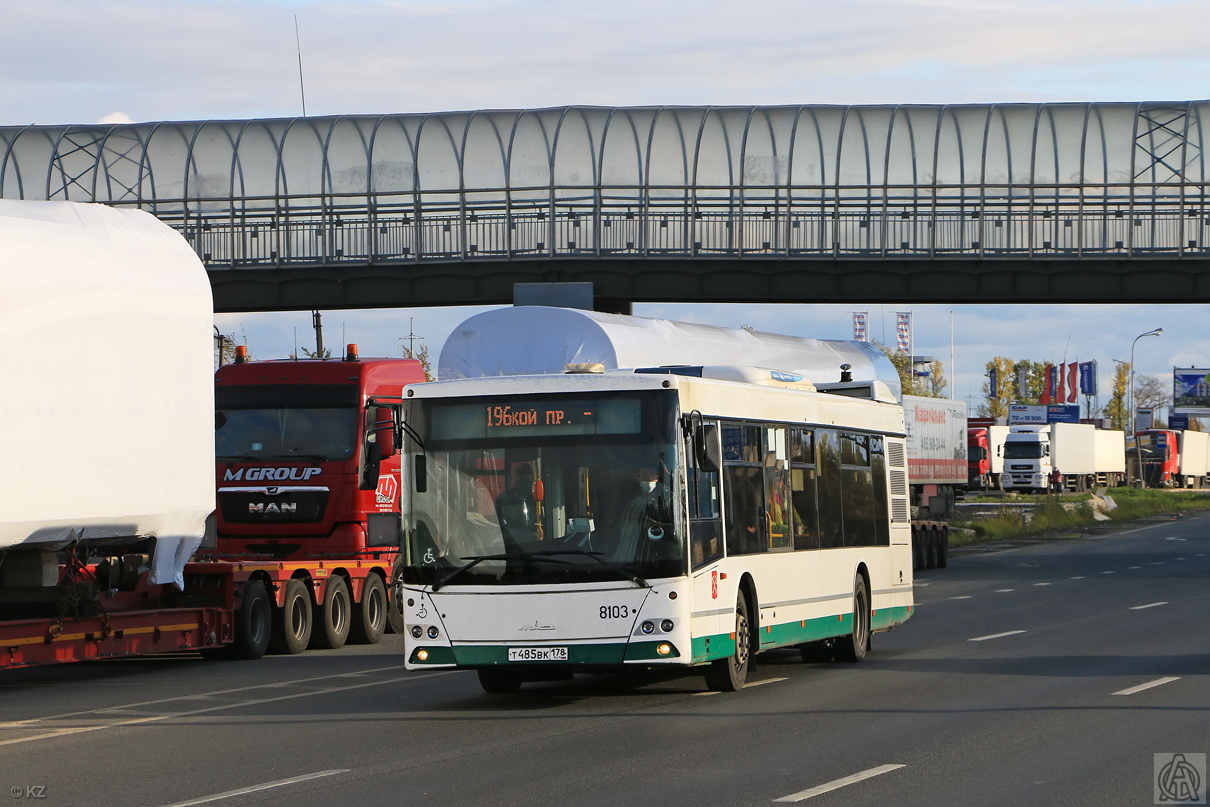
[212,346,427,653]
[1002,423,1126,494]
[0,200,425,669]
[395,307,915,693]
[1136,429,1210,488]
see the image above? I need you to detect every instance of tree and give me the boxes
[1105,362,1130,431]
[872,342,915,396]
[401,340,433,381]
[1134,373,1173,411]
[297,345,331,360]
[1013,359,1049,404]
[927,359,948,398]
[979,356,1016,418]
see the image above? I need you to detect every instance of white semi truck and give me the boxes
[1001,423,1126,493]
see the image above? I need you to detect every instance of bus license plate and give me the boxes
[508,647,568,662]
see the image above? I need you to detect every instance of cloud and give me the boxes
[97,111,133,124]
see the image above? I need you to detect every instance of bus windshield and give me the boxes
[402,391,684,586]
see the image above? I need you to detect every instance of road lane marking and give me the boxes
[1128,566,1141,570]
[0,665,408,729]
[0,671,447,747]
[969,630,1026,642]
[162,769,348,806]
[1100,571,1115,574]
[1033,582,1051,586]
[1177,557,1188,561]
[1070,576,1086,580]
[1130,602,1168,610]
[745,677,788,689]
[1164,537,1186,541]
[774,764,906,802]
[995,589,1015,593]
[914,582,930,587]
[1112,677,1180,696]
[950,595,972,600]
[1150,562,1166,565]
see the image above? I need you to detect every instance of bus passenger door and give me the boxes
[688,420,725,661]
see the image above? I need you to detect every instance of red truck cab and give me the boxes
[1136,429,1178,487]
[967,427,990,489]
[212,346,426,649]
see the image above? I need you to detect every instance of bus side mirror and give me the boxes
[696,424,721,473]
[414,454,427,493]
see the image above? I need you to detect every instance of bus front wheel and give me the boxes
[705,592,750,692]
[478,668,522,694]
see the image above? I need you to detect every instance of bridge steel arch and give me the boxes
[2,102,1208,312]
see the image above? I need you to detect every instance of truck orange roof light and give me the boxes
[234,345,248,364]
[345,343,359,362]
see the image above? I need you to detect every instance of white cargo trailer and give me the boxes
[902,395,968,517]
[1002,423,1125,492]
[0,200,214,587]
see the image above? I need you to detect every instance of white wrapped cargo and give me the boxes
[0,201,214,588]
[439,306,901,397]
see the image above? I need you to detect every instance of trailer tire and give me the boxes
[386,558,407,635]
[350,573,387,645]
[704,592,751,692]
[937,527,948,569]
[911,527,923,572]
[312,575,351,650]
[924,527,937,570]
[227,580,271,660]
[270,579,313,655]
[836,574,870,663]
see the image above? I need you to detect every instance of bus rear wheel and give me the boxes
[705,592,750,692]
[836,575,869,663]
[478,668,522,694]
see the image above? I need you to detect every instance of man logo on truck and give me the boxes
[248,502,298,515]
[223,467,322,482]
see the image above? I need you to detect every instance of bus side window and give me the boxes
[688,420,723,569]
[870,436,890,546]
[790,428,819,550]
[723,424,767,557]
[816,429,844,549]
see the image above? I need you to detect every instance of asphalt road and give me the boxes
[2,513,1207,807]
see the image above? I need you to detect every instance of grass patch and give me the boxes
[952,489,1210,544]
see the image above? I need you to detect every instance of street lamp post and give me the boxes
[1129,328,1164,487]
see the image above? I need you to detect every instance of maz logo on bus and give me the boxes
[223,467,322,482]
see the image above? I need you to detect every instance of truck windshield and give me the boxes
[1003,442,1046,459]
[215,384,359,462]
[1137,433,1167,460]
[402,391,684,586]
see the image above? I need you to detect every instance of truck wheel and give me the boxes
[350,573,387,645]
[704,592,750,691]
[925,527,938,570]
[227,580,271,660]
[836,575,869,663]
[311,575,351,650]
[477,668,522,694]
[937,527,948,569]
[911,527,923,571]
[270,579,313,655]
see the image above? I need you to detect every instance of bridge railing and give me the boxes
[118,183,1210,268]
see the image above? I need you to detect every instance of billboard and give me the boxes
[1009,404,1080,425]
[1174,368,1210,411]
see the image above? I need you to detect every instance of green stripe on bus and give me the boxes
[691,605,912,662]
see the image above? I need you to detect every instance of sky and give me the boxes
[4,0,1208,407]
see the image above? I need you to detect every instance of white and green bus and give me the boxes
[396,361,915,693]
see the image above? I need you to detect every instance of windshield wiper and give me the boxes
[218,454,261,462]
[430,552,572,591]
[519,550,650,588]
[270,452,330,461]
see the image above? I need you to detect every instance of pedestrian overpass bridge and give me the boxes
[2,102,1208,312]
